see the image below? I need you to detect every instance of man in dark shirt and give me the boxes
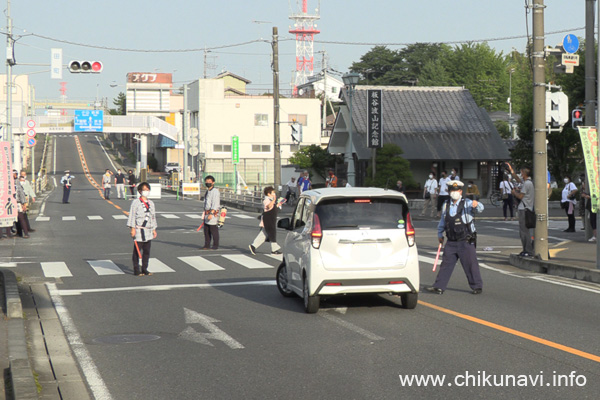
[115,169,126,199]
[127,170,137,198]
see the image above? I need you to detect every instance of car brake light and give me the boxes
[389,280,405,285]
[354,199,371,203]
[405,212,415,247]
[311,213,322,249]
[325,283,342,286]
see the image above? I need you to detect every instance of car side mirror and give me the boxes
[277,218,291,230]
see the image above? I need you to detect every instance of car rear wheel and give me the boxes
[276,263,294,297]
[303,276,320,314]
[400,292,418,309]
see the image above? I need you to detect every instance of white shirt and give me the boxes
[424,178,438,194]
[561,182,577,204]
[438,177,451,195]
[499,181,513,195]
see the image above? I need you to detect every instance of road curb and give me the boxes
[1,269,39,399]
[509,254,600,284]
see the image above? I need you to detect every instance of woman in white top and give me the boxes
[561,176,578,232]
[499,176,515,221]
[421,173,438,217]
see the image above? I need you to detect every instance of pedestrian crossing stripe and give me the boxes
[161,214,180,219]
[39,255,279,278]
[222,254,273,269]
[113,215,128,220]
[185,214,203,219]
[178,256,225,271]
[88,215,103,220]
[36,217,50,222]
[230,214,254,219]
[62,216,76,221]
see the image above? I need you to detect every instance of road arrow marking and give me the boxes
[178,308,244,349]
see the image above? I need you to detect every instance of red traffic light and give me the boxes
[574,110,582,119]
[68,60,103,73]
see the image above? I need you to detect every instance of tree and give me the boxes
[109,92,126,115]
[288,145,337,179]
[364,144,415,188]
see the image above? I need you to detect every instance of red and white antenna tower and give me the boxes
[289,0,320,96]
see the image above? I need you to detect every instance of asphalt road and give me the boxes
[7,134,600,400]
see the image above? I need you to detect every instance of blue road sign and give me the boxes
[563,34,580,54]
[27,138,36,147]
[74,110,104,132]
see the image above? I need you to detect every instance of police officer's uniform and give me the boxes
[426,181,484,295]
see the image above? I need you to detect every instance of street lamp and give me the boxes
[342,72,360,187]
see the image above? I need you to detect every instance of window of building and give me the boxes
[213,144,232,153]
[254,114,268,126]
[331,87,337,94]
[288,114,308,126]
[252,145,271,153]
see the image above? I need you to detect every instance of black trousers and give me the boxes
[15,212,29,236]
[203,224,219,249]
[433,240,483,291]
[565,203,576,230]
[502,195,514,218]
[437,195,450,211]
[132,240,151,275]
[62,186,71,203]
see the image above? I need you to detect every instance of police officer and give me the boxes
[425,180,484,295]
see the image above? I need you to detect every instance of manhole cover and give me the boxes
[92,334,160,345]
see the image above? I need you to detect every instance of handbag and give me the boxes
[424,192,431,199]
[525,208,536,229]
[502,193,508,200]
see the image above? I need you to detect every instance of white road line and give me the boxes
[41,262,73,278]
[40,201,46,216]
[95,135,117,171]
[36,216,50,222]
[88,260,125,275]
[148,258,175,273]
[87,216,103,220]
[62,216,76,221]
[318,311,384,341]
[222,254,274,269]
[46,283,113,400]
[179,256,225,271]
[185,214,203,219]
[112,215,128,220]
[230,214,255,219]
[161,214,180,219]
[266,254,283,262]
[494,228,513,231]
[57,280,276,296]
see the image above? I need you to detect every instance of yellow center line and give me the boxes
[74,136,128,216]
[418,300,600,364]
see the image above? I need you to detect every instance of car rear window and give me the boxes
[315,197,408,230]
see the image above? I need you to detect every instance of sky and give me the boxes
[3,1,589,104]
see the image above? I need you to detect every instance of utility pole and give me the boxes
[272,27,281,192]
[183,84,188,184]
[584,0,596,240]
[532,0,549,260]
[203,48,209,79]
[321,51,327,133]
[5,0,14,162]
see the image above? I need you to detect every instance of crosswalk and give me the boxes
[39,253,280,278]
[35,212,254,222]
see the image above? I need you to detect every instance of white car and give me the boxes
[164,162,180,174]
[276,187,420,313]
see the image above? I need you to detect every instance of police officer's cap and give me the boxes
[447,180,464,191]
[65,170,70,173]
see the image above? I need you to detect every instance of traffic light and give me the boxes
[291,123,302,143]
[68,60,103,73]
[571,108,583,129]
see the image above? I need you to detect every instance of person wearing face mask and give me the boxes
[449,168,460,181]
[127,182,157,276]
[508,164,535,257]
[102,169,113,200]
[60,170,74,204]
[561,176,578,232]
[421,172,438,217]
[114,169,126,200]
[127,170,137,198]
[437,170,450,217]
[425,181,484,295]
[12,170,30,238]
[249,186,282,255]
[203,175,220,250]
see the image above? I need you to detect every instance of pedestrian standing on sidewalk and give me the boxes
[13,170,30,238]
[437,170,450,217]
[581,189,597,242]
[102,169,113,200]
[499,175,515,221]
[202,175,220,250]
[127,182,157,276]
[60,170,74,204]
[561,176,578,232]
[509,165,535,257]
[128,169,137,198]
[249,186,282,255]
[421,173,438,217]
[114,169,126,199]
[19,171,36,233]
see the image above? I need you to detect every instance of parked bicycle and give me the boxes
[489,190,502,207]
